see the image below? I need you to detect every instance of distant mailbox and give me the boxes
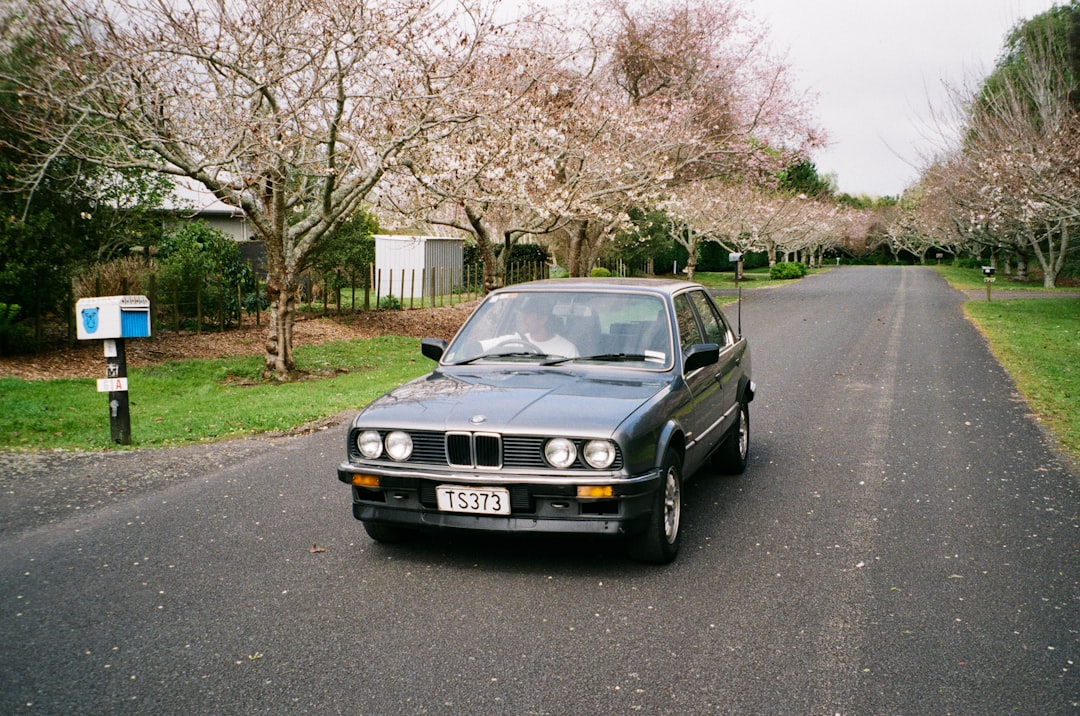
[76,295,151,340]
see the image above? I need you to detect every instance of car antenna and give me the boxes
[730,252,744,337]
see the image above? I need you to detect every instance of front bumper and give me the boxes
[337,463,663,537]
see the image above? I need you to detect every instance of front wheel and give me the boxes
[628,448,683,565]
[363,521,416,544]
[715,401,749,475]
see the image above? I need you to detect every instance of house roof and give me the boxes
[161,176,244,218]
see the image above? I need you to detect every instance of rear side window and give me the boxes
[689,290,732,347]
[673,294,702,352]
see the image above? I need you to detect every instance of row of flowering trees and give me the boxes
[0,0,844,377]
[884,3,1079,287]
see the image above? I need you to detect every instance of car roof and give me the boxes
[492,277,702,297]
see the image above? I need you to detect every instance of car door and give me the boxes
[687,289,742,425]
[672,291,725,473]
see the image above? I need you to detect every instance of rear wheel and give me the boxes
[628,448,682,565]
[715,401,749,474]
[362,521,415,544]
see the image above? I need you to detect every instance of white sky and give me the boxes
[749,0,1063,197]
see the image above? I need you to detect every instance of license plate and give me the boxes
[436,485,511,515]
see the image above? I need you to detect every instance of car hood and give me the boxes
[355,367,669,435]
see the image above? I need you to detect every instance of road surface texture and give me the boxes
[1,266,1076,714]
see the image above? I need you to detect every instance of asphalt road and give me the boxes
[1,266,1077,715]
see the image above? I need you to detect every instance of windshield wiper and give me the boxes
[547,353,648,364]
[451,351,559,366]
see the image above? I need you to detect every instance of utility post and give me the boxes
[981,266,996,301]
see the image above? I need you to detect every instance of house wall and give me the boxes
[162,214,252,242]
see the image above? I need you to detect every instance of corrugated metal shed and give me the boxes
[374,235,465,301]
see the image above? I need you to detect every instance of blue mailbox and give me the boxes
[76,295,151,340]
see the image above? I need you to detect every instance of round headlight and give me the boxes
[357,430,383,459]
[384,431,414,461]
[544,438,577,468]
[583,440,617,469]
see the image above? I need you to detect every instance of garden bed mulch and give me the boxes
[0,302,477,381]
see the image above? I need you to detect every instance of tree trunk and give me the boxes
[568,222,587,277]
[464,205,499,293]
[1015,249,1029,282]
[263,280,297,380]
[1027,222,1066,289]
[684,237,698,280]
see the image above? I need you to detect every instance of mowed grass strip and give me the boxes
[934,263,1079,292]
[964,298,1080,462]
[0,335,429,451]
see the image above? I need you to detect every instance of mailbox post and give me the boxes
[75,295,151,445]
[981,266,996,301]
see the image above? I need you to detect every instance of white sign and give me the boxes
[96,377,128,393]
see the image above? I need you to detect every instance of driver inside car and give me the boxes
[518,309,578,357]
[478,297,579,358]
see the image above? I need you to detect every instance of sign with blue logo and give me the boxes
[81,307,99,335]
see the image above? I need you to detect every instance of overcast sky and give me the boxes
[749,0,1063,197]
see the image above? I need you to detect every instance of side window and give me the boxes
[673,294,702,352]
[689,290,732,347]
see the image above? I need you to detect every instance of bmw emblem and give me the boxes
[470,414,487,425]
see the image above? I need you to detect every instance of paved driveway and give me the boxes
[1,266,1076,715]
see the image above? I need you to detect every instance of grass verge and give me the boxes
[0,335,429,451]
[934,263,1079,462]
[932,263,1077,292]
[964,298,1080,463]
[693,266,827,290]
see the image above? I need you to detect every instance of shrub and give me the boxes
[73,256,152,298]
[378,295,401,310]
[0,303,30,355]
[590,267,612,277]
[156,222,254,328]
[769,262,808,279]
[507,242,550,264]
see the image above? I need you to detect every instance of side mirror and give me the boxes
[684,343,719,372]
[421,337,447,362]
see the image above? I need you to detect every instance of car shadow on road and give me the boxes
[351,464,757,575]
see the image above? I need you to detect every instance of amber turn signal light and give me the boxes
[351,474,381,488]
[577,485,614,499]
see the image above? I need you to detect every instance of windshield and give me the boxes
[443,290,672,369]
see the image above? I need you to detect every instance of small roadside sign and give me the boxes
[97,377,128,393]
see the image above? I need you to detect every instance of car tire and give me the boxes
[362,521,415,544]
[628,448,682,565]
[715,401,749,475]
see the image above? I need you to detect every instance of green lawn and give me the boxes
[692,266,827,290]
[0,335,429,451]
[933,263,1078,293]
[963,298,1080,462]
[933,265,1079,462]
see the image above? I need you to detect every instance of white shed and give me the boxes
[374,234,465,301]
